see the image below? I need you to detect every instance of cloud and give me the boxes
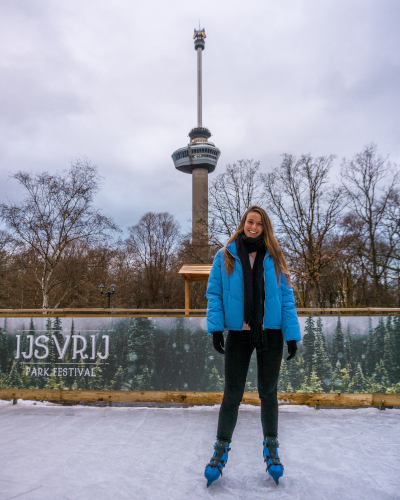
[0,0,399,233]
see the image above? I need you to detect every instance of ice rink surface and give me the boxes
[0,400,399,500]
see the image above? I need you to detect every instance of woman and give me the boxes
[204,205,300,487]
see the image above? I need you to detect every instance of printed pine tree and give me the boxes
[110,365,125,390]
[203,332,224,392]
[344,324,354,375]
[366,318,376,375]
[308,370,323,393]
[330,361,341,392]
[66,320,75,360]
[383,317,396,385]
[22,359,41,389]
[21,361,29,388]
[135,366,154,391]
[173,317,187,391]
[332,317,345,368]
[313,317,332,389]
[245,381,258,392]
[0,325,9,374]
[52,317,64,359]
[95,330,112,388]
[110,319,130,376]
[4,361,22,388]
[387,382,400,394]
[374,318,386,364]
[302,316,316,376]
[179,325,209,391]
[21,318,35,360]
[278,359,290,392]
[52,317,67,384]
[161,333,180,390]
[298,370,323,393]
[393,316,400,382]
[348,363,367,393]
[45,318,56,367]
[330,360,350,393]
[45,374,67,390]
[28,318,35,336]
[88,357,104,390]
[75,358,89,390]
[0,319,13,375]
[127,318,156,382]
[340,368,351,393]
[247,351,258,390]
[286,356,303,391]
[286,381,294,392]
[368,359,389,393]
[367,318,385,376]
[207,365,224,391]
[298,375,308,393]
[20,325,28,361]
[316,317,330,356]
[64,320,75,388]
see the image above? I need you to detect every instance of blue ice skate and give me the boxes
[263,436,284,485]
[204,440,231,487]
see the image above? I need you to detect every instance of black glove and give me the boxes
[212,331,225,355]
[286,340,297,360]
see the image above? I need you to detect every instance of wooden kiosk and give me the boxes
[178,265,211,315]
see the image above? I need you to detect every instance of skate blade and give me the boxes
[267,466,283,485]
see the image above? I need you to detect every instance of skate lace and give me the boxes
[263,441,284,469]
[206,444,231,475]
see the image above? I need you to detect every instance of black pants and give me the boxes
[216,329,284,443]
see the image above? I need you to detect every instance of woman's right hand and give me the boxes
[212,331,225,355]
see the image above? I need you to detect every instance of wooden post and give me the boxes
[185,279,190,315]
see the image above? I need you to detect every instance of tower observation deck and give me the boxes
[171,28,221,242]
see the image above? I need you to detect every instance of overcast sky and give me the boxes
[0,0,399,235]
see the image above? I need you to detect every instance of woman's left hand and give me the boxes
[212,331,225,355]
[286,340,297,360]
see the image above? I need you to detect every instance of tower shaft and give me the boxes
[192,167,208,241]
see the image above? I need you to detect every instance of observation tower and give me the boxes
[171,27,221,242]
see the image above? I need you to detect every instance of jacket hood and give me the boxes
[225,240,239,258]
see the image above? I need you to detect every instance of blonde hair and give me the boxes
[224,205,291,283]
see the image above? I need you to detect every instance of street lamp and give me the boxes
[99,283,116,308]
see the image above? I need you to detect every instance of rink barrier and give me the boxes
[0,389,399,407]
[0,307,400,317]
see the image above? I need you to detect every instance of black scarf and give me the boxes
[236,233,268,350]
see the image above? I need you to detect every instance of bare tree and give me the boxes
[125,212,181,306]
[208,159,266,245]
[0,158,119,308]
[263,153,350,306]
[341,144,400,304]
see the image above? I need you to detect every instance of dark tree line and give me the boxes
[0,145,399,310]
[208,144,400,308]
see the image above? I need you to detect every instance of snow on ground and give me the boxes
[0,400,399,500]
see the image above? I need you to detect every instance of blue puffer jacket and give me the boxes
[206,241,301,343]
